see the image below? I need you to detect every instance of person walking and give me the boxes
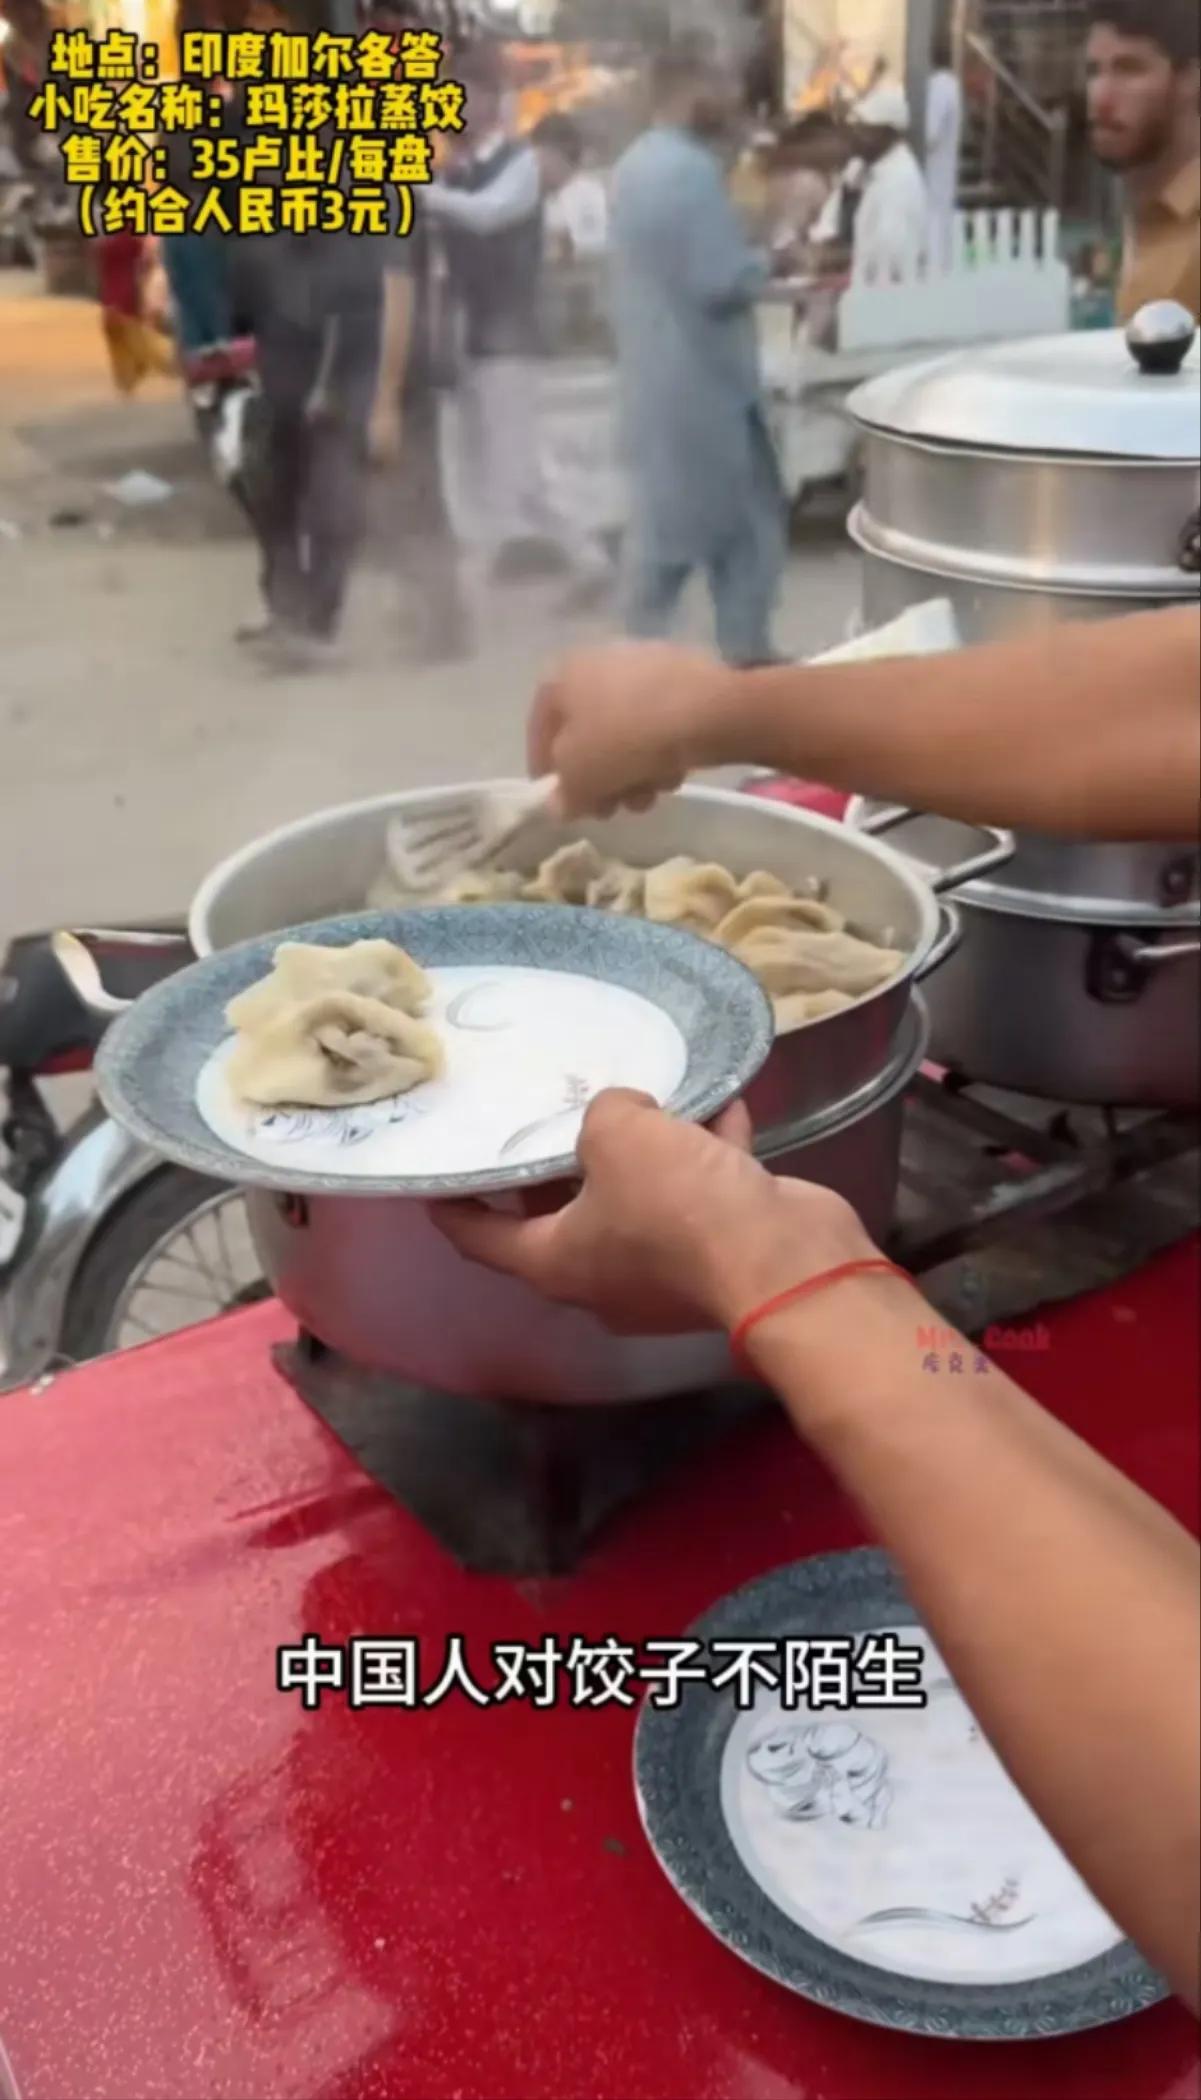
[423,59,611,610]
[608,39,785,668]
[925,28,964,266]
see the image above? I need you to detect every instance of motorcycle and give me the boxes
[0,924,261,1393]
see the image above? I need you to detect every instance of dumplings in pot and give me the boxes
[227,940,431,1035]
[643,857,742,936]
[587,862,647,916]
[714,896,845,951]
[439,868,526,905]
[227,991,443,1109]
[734,926,905,1000]
[774,988,857,1035]
[523,841,607,905]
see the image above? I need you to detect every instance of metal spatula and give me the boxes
[384,776,562,897]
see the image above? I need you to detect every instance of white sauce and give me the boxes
[195,964,688,1181]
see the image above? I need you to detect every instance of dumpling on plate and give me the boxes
[735,925,905,1001]
[523,841,608,905]
[643,857,742,937]
[227,940,431,1036]
[714,896,846,952]
[587,862,647,916]
[227,991,443,1109]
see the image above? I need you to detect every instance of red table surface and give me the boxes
[1,1243,1198,2100]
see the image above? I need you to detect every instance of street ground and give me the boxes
[1,272,860,959]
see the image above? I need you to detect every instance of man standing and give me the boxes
[1086,0,1200,320]
[925,28,964,267]
[422,63,611,606]
[842,80,929,282]
[364,4,468,665]
[609,40,784,669]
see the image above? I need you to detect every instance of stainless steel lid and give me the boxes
[849,307,1200,463]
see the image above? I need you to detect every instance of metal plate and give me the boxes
[96,906,774,1201]
[634,1549,1166,2039]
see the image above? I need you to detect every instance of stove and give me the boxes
[275,1074,1199,1576]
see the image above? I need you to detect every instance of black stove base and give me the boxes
[274,1333,766,1576]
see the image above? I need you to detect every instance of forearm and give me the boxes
[695,609,1201,843]
[424,154,540,236]
[744,1278,1201,2003]
[374,271,413,407]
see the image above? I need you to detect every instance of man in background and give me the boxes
[609,38,784,668]
[925,27,964,266]
[1087,0,1200,320]
[423,55,612,609]
[365,2,467,666]
[825,79,928,283]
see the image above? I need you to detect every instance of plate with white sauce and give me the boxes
[95,906,774,1199]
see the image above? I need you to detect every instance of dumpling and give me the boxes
[735,925,905,1001]
[643,857,742,936]
[439,868,526,905]
[587,862,647,916]
[227,991,443,1108]
[227,940,431,1035]
[774,988,856,1035]
[737,870,792,903]
[715,896,846,951]
[523,841,608,905]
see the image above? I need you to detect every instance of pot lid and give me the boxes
[849,306,1200,463]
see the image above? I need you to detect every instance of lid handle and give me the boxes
[1126,300,1196,376]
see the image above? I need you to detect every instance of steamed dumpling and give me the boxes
[714,896,846,951]
[774,987,856,1035]
[587,862,647,916]
[439,868,526,905]
[227,940,431,1036]
[734,925,905,1000]
[523,841,608,904]
[227,991,443,1108]
[737,870,793,903]
[643,857,742,936]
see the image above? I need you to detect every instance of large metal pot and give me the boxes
[848,805,1199,1106]
[847,309,1200,908]
[843,312,1200,1103]
[245,1003,929,1406]
[190,785,986,1402]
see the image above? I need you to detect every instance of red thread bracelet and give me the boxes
[730,1259,914,1377]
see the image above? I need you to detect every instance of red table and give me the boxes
[1,1244,1198,2100]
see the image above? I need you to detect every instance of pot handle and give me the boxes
[1114,934,1201,969]
[913,901,963,982]
[856,804,1016,895]
[49,927,192,1017]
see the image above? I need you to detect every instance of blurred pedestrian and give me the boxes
[842,80,928,281]
[925,28,963,267]
[363,0,469,665]
[96,224,175,394]
[609,38,785,668]
[1086,0,1200,320]
[424,57,612,610]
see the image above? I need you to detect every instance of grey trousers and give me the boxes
[625,419,786,666]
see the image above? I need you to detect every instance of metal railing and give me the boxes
[963,28,1070,209]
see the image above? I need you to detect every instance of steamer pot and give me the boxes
[847,803,1200,1107]
[847,309,1200,917]
[187,786,979,1402]
[243,1003,930,1406]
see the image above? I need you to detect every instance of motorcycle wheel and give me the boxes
[60,1168,269,1364]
